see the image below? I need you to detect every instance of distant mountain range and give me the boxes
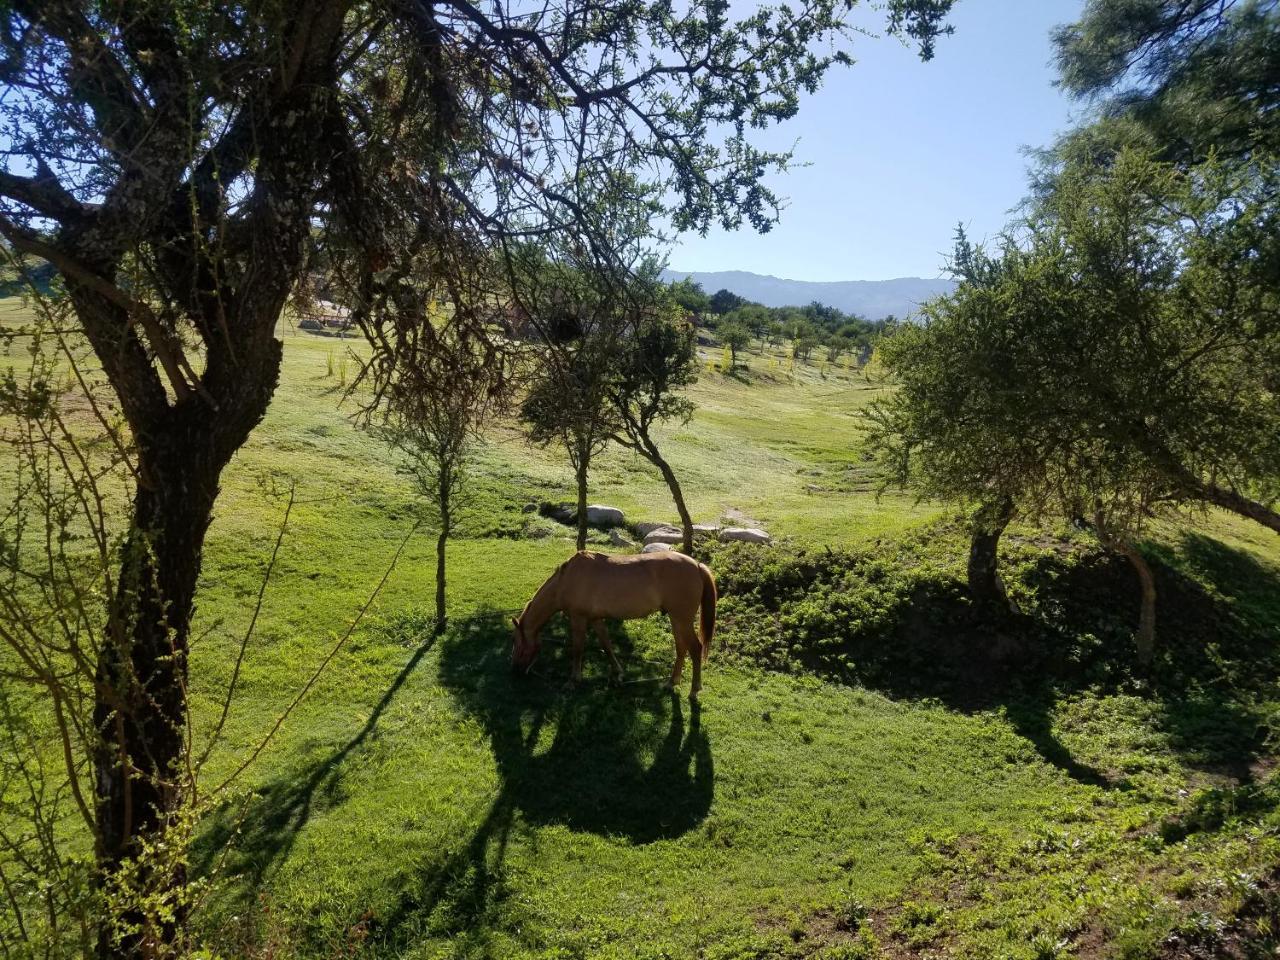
[660,269,955,320]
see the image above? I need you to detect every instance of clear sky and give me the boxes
[668,0,1089,281]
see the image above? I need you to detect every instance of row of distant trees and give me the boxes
[868,0,1280,667]
[670,279,889,370]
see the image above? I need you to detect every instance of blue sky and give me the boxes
[668,0,1089,281]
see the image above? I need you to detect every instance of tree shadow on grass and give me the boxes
[710,526,1280,791]
[971,543,1276,786]
[970,539,1278,785]
[192,632,439,895]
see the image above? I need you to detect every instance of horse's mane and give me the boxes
[519,559,569,622]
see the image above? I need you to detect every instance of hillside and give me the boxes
[177,325,1280,959]
[660,269,956,318]
[5,314,1280,958]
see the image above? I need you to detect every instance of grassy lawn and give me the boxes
[5,315,1280,958]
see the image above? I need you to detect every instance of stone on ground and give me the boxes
[642,542,674,553]
[585,504,625,527]
[634,520,674,537]
[538,502,576,524]
[643,527,684,545]
[720,527,771,544]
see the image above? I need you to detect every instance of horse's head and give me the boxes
[510,616,541,672]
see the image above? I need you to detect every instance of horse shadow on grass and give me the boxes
[194,608,712,950]
[436,609,714,841]
[367,610,713,949]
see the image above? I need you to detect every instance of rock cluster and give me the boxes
[535,501,773,549]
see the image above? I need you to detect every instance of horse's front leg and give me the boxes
[567,614,588,686]
[593,620,623,685]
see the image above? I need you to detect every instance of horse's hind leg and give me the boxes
[593,620,623,684]
[667,614,688,690]
[675,617,703,701]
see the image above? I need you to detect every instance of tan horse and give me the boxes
[511,551,717,699]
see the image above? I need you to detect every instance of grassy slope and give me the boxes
[5,312,1280,958]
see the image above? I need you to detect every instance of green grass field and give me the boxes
[7,315,1280,959]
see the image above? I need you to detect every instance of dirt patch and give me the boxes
[723,506,765,529]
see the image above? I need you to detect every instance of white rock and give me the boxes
[692,524,720,538]
[644,527,684,545]
[720,527,771,544]
[608,529,633,547]
[585,504,625,527]
[634,520,675,537]
[642,542,674,553]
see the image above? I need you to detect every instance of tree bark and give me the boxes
[1135,433,1280,535]
[1094,511,1158,670]
[91,407,249,956]
[1116,541,1157,669]
[435,492,449,635]
[575,450,590,552]
[651,446,694,553]
[967,496,1015,607]
[1197,480,1280,534]
[77,287,284,958]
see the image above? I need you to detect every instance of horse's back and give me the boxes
[562,551,704,620]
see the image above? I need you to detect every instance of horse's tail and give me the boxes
[698,562,717,662]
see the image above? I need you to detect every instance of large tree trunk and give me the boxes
[91,427,222,956]
[968,496,1015,607]
[86,319,283,959]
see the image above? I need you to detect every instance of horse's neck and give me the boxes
[523,572,562,633]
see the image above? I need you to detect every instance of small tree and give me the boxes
[825,333,852,364]
[519,255,628,551]
[734,304,770,351]
[717,316,753,369]
[791,321,822,362]
[380,308,511,633]
[709,288,748,315]
[610,298,701,551]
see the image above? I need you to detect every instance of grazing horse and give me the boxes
[511,551,718,699]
